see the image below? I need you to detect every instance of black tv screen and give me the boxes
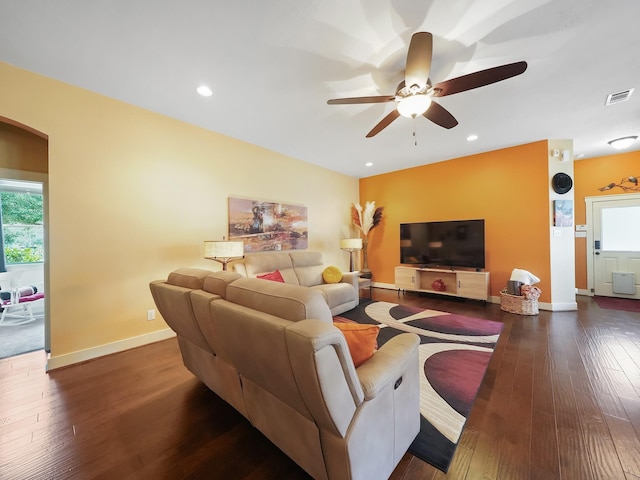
[400,219,485,269]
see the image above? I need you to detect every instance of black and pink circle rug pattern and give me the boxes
[335,300,503,473]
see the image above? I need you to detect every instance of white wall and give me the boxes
[548,139,577,310]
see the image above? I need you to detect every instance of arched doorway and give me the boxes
[0,117,49,357]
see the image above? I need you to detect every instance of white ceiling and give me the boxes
[1,0,639,178]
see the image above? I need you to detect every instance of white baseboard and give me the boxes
[46,328,176,371]
[371,281,396,290]
[546,301,578,311]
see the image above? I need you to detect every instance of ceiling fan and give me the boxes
[327,32,527,138]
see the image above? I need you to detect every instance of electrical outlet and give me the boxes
[147,309,156,321]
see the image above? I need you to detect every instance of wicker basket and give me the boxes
[500,289,539,315]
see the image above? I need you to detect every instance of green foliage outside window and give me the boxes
[1,192,44,264]
[5,246,42,263]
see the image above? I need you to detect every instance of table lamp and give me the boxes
[204,239,244,270]
[340,238,362,272]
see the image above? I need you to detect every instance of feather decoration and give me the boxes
[352,201,384,237]
[372,206,383,228]
[351,203,363,229]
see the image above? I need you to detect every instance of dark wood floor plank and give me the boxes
[596,388,630,420]
[607,367,640,401]
[465,386,512,479]
[434,443,473,480]
[532,327,555,418]
[574,384,626,479]
[605,413,640,478]
[551,335,596,480]
[388,453,419,480]
[612,335,640,392]
[496,322,534,480]
[620,397,640,440]
[523,324,555,479]
[2,291,640,479]
[529,408,560,478]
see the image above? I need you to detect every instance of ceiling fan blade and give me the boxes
[366,109,401,138]
[423,101,458,129]
[327,95,395,105]
[433,61,527,97]
[405,32,432,89]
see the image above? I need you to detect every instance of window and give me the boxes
[601,205,640,251]
[0,181,44,265]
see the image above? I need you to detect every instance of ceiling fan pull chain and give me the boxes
[413,118,418,146]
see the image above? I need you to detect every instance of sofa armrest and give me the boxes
[340,271,359,289]
[356,333,420,401]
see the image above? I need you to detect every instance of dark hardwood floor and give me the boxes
[1,290,640,479]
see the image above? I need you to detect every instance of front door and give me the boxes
[588,194,640,298]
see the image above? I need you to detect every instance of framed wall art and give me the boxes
[228,197,308,252]
[554,199,573,227]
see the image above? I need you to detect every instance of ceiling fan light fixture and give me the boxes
[608,136,637,150]
[397,94,432,118]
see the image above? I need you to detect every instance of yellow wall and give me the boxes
[0,119,48,173]
[360,141,552,302]
[573,151,640,290]
[0,62,358,364]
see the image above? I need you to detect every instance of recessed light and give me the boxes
[365,162,373,167]
[466,134,478,141]
[608,136,638,150]
[575,153,585,159]
[196,85,213,97]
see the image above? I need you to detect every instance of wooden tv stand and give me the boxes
[395,266,490,302]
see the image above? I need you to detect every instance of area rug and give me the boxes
[593,296,640,313]
[0,316,45,359]
[335,300,503,473]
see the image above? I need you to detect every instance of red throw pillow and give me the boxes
[333,322,379,367]
[256,270,285,282]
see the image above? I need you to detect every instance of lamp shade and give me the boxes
[340,238,362,250]
[204,240,244,259]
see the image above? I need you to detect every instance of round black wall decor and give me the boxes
[552,172,573,194]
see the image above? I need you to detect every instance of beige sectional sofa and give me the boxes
[150,266,420,480]
[231,251,359,315]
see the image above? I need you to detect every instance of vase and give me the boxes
[361,238,372,279]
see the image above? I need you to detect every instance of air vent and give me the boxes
[605,88,634,105]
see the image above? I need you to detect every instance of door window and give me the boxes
[601,205,640,251]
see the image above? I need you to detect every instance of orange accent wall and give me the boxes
[573,151,640,290]
[360,140,553,302]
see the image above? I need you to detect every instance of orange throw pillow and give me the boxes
[333,322,379,367]
[256,270,285,282]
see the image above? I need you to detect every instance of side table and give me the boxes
[358,277,372,299]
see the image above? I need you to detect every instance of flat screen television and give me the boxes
[400,219,485,269]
